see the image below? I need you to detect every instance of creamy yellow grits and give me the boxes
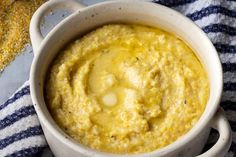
[45,24,209,154]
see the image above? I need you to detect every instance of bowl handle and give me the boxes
[196,108,232,157]
[29,0,85,53]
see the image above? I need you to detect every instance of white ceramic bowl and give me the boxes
[29,0,232,157]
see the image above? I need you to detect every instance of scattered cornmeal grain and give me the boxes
[0,0,45,70]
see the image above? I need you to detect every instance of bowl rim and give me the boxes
[30,1,223,156]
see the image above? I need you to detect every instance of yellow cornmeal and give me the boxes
[0,0,45,70]
[45,24,209,154]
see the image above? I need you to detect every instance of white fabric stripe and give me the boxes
[225,110,236,121]
[224,72,236,83]
[0,115,40,140]
[207,33,236,46]
[219,53,236,63]
[174,0,236,15]
[222,91,236,102]
[0,95,32,120]
[194,14,236,28]
[0,135,46,157]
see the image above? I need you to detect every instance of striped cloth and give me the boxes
[0,82,47,157]
[0,0,235,156]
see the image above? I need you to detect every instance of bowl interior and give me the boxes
[30,1,222,157]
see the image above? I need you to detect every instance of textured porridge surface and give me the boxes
[45,24,209,154]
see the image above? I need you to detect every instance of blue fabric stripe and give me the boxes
[202,24,236,36]
[221,101,236,111]
[5,146,47,157]
[224,82,236,91]
[222,63,236,72]
[186,5,236,21]
[214,43,236,53]
[230,141,236,153]
[0,126,43,150]
[229,120,236,132]
[0,105,36,130]
[0,86,30,111]
[152,0,197,7]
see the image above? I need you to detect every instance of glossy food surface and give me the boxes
[45,24,209,154]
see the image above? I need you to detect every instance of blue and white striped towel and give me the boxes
[0,0,236,156]
[0,82,47,157]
